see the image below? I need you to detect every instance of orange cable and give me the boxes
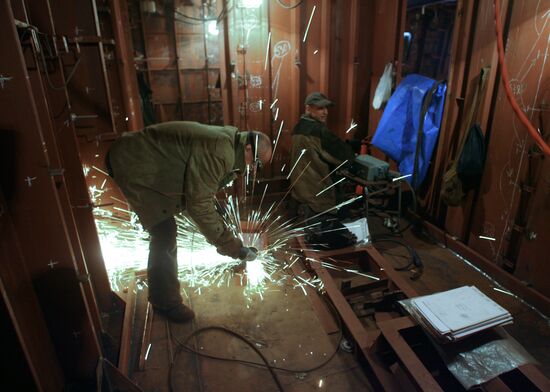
[494,0,550,156]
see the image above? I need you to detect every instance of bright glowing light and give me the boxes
[240,0,262,8]
[246,259,269,286]
[207,20,219,36]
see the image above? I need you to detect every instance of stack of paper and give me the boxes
[405,286,513,342]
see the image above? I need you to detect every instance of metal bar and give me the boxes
[483,378,513,392]
[118,277,137,376]
[138,303,154,371]
[344,0,359,138]
[428,0,475,217]
[288,257,339,334]
[366,245,418,298]
[218,0,234,125]
[377,317,444,392]
[393,0,407,86]
[109,0,143,131]
[28,0,113,316]
[4,1,103,382]
[298,238,379,349]
[418,218,550,316]
[319,0,330,94]
[0,192,64,391]
[169,3,184,121]
[91,0,117,132]
[516,364,550,391]
[102,358,144,391]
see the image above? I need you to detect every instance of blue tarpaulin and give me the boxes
[372,74,446,188]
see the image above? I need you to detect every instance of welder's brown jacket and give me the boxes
[108,121,247,258]
[290,115,355,213]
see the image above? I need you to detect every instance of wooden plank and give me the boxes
[118,278,137,376]
[377,317,444,392]
[288,259,339,335]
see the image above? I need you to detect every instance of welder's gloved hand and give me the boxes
[239,246,258,261]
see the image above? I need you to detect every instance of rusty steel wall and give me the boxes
[465,0,550,297]
[1,0,104,385]
[414,0,550,301]
[0,0,146,389]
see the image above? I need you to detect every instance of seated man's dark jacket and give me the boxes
[290,115,355,213]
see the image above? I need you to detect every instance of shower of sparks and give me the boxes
[346,119,357,133]
[270,98,278,109]
[319,160,348,183]
[91,165,109,176]
[270,121,284,164]
[493,287,513,296]
[254,133,259,161]
[299,195,363,225]
[286,148,306,179]
[264,31,271,70]
[392,173,412,182]
[91,153,375,302]
[315,177,345,196]
[280,164,286,172]
[83,165,91,177]
[479,235,496,241]
[314,49,319,54]
[274,107,280,121]
[303,5,317,43]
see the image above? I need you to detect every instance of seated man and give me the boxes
[290,93,357,247]
[106,121,272,323]
[290,92,356,218]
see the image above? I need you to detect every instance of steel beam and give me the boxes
[0,190,65,391]
[1,1,102,383]
[109,0,143,131]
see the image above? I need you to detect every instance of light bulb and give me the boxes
[240,0,262,8]
[207,20,219,36]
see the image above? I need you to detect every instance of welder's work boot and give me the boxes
[154,303,195,324]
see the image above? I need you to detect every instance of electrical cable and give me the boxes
[371,237,422,270]
[170,326,284,392]
[39,52,82,91]
[168,294,344,391]
[22,27,82,91]
[493,0,550,156]
[158,0,231,24]
[371,236,424,280]
[275,0,306,9]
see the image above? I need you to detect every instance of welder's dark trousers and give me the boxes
[147,217,183,310]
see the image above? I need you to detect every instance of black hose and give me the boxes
[168,293,345,391]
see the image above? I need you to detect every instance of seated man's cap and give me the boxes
[305,92,334,107]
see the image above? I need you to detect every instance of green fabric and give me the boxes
[290,115,354,213]
[108,121,246,257]
[137,72,157,126]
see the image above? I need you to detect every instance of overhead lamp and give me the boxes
[207,20,219,36]
[240,0,263,8]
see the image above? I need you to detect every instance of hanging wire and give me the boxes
[157,0,232,24]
